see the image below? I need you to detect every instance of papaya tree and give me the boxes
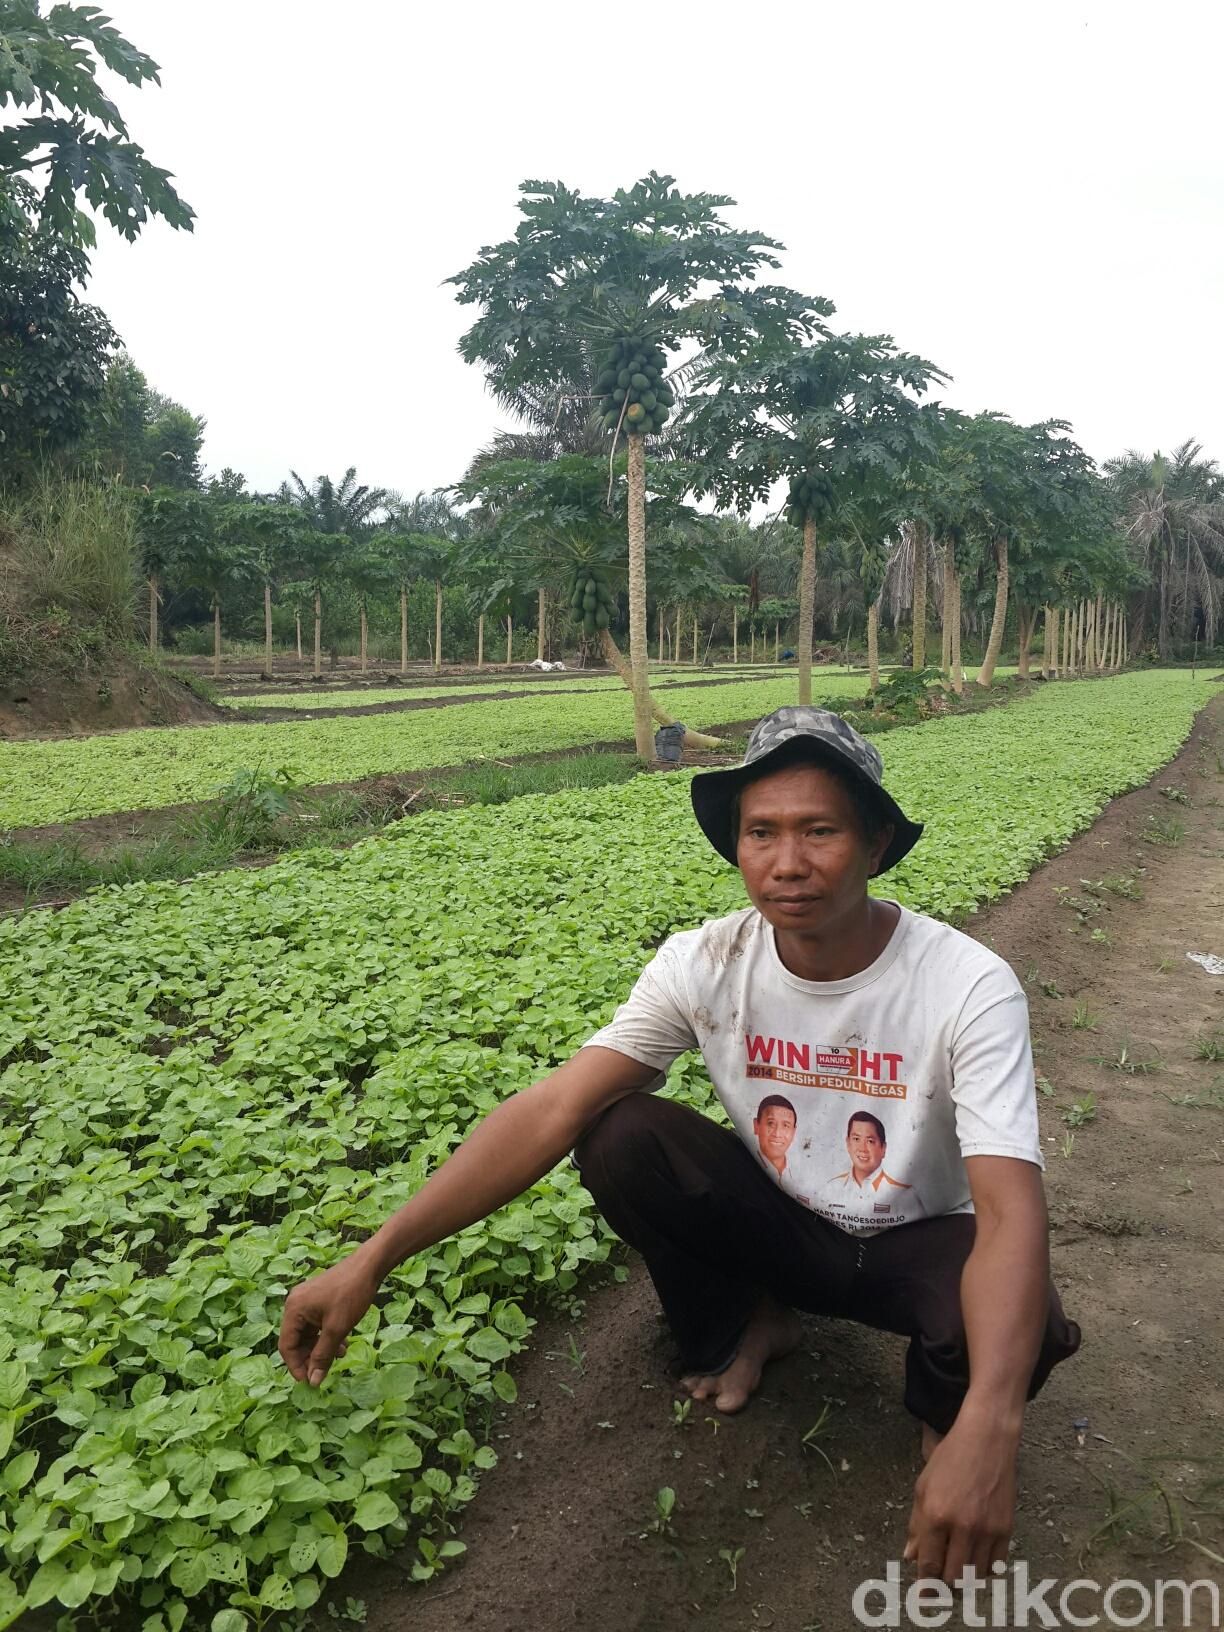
[135,489,209,653]
[449,172,820,759]
[183,504,257,679]
[454,453,724,746]
[237,501,309,679]
[686,331,945,708]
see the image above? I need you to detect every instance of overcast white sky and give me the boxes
[83,0,1223,498]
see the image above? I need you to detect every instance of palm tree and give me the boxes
[1104,441,1224,657]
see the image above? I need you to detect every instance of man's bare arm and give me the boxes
[906,1155,1049,1583]
[278,1047,656,1387]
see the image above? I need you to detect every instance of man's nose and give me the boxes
[770,836,809,877]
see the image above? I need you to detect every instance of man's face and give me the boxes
[736,765,891,937]
[847,1120,884,1178]
[754,1106,797,1162]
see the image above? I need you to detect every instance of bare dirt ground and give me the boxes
[346,695,1224,1632]
[0,657,224,739]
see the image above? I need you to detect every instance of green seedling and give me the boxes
[1160,1084,1224,1110]
[1061,1132,1076,1158]
[650,1485,677,1536]
[1159,784,1189,803]
[1156,955,1175,973]
[1193,1035,1224,1063]
[718,1544,746,1592]
[801,1402,837,1472]
[1072,1003,1098,1030]
[1041,980,1063,999]
[1090,927,1112,947]
[1061,1095,1098,1129]
[1036,1075,1056,1098]
[671,1397,692,1428]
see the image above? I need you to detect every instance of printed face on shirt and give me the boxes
[754,1104,797,1165]
[846,1116,885,1181]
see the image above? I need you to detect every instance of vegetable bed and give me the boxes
[0,671,1211,1628]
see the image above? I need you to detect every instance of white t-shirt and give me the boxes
[582,902,1042,1237]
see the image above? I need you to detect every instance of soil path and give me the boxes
[350,696,1224,1632]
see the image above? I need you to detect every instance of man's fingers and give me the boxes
[278,1308,318,1382]
[941,1529,972,1587]
[916,1524,949,1583]
[306,1324,347,1388]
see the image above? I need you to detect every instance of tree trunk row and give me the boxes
[1054,599,1127,676]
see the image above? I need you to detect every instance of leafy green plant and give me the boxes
[650,1487,677,1537]
[1072,1003,1098,1030]
[1158,784,1189,804]
[1091,1039,1163,1075]
[1061,1094,1098,1128]
[718,1544,745,1592]
[1192,1035,1224,1063]
[1141,814,1185,846]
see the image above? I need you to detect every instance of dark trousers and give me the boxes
[574,1093,1081,1434]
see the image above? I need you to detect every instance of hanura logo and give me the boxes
[815,1047,856,1074]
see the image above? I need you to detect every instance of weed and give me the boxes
[1061,1132,1076,1158]
[1193,1035,1224,1063]
[1159,784,1190,804]
[1099,871,1144,899]
[1141,814,1185,846]
[1040,980,1063,999]
[718,1544,745,1592]
[1072,1003,1098,1031]
[1160,1083,1224,1110]
[1156,955,1175,973]
[326,1600,368,1625]
[1061,1095,1098,1129]
[1036,1075,1056,1098]
[1091,1039,1162,1075]
[801,1403,837,1473]
[1089,927,1112,947]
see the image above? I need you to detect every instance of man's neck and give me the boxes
[773,896,900,982]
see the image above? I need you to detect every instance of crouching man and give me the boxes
[279,707,1080,1584]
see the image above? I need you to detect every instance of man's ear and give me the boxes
[868,823,895,876]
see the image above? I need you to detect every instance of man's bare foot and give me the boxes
[679,1299,801,1414]
[921,1423,945,1462]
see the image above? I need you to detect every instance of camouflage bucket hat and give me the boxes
[690,706,924,876]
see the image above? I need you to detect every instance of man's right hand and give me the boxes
[278,1255,382,1387]
[276,1049,656,1389]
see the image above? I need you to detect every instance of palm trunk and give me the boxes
[148,574,159,653]
[797,515,818,704]
[213,598,222,680]
[1158,537,1171,661]
[1094,593,1103,671]
[1016,603,1032,679]
[692,614,699,666]
[537,587,547,662]
[732,604,738,664]
[625,437,654,759]
[360,600,369,674]
[976,536,1009,687]
[505,614,513,667]
[750,626,756,665]
[599,628,722,749]
[434,581,443,672]
[867,599,880,692]
[774,622,780,663]
[951,576,963,695]
[477,613,484,670]
[400,588,408,674]
[657,606,663,663]
[911,522,927,669]
[1045,606,1058,679]
[295,612,303,668]
[313,589,322,680]
[674,606,682,668]
[263,581,273,678]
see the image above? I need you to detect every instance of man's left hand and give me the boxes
[904,1419,1018,1585]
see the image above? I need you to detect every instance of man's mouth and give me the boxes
[769,895,819,913]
